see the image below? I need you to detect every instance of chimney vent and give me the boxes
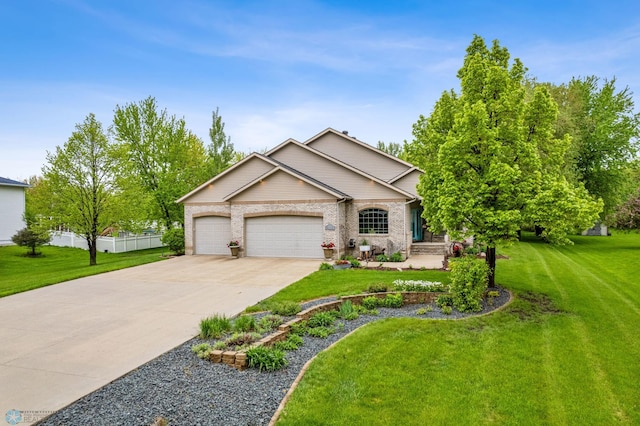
[342,130,349,135]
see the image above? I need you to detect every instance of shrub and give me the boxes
[441,305,453,315]
[361,296,381,310]
[273,333,304,351]
[233,315,256,332]
[289,320,308,336]
[256,314,283,333]
[308,311,335,328]
[11,227,51,256]
[382,293,403,308]
[269,301,301,316]
[199,314,232,339]
[375,254,389,262]
[319,262,333,271]
[338,300,359,320]
[307,326,333,338]
[212,341,227,350]
[161,227,185,255]
[354,304,379,316]
[416,306,434,315]
[436,294,454,308]
[191,343,212,359]
[367,283,389,293]
[224,332,261,349]
[389,251,404,262]
[246,346,288,371]
[349,257,361,268]
[449,256,489,312]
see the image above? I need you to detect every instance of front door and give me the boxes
[411,208,423,242]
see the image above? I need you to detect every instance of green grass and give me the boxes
[0,245,167,297]
[245,269,451,312]
[277,232,640,424]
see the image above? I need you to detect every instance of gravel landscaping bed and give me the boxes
[39,288,510,426]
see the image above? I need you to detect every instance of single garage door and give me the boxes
[194,216,231,255]
[245,216,323,258]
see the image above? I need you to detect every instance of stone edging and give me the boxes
[268,289,514,425]
[207,292,443,369]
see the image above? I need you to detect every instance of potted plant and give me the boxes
[321,241,335,259]
[333,259,351,270]
[228,240,240,257]
[359,238,370,253]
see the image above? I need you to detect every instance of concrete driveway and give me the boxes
[0,256,319,424]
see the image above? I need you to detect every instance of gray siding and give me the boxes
[229,170,337,202]
[392,170,422,197]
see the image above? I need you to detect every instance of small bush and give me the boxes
[246,346,288,371]
[257,314,283,333]
[199,314,232,339]
[441,305,452,315]
[319,262,333,271]
[11,227,51,256]
[273,334,304,351]
[367,283,389,293]
[449,256,489,312]
[162,227,185,255]
[308,311,335,328]
[233,315,256,332]
[289,320,308,336]
[338,300,359,320]
[191,343,212,359]
[436,294,454,308]
[382,293,403,308]
[212,341,227,350]
[375,254,390,262]
[307,326,333,338]
[349,258,361,268]
[269,301,302,316]
[361,296,381,310]
[389,251,404,262]
[224,332,261,349]
[393,280,448,292]
[416,306,433,315]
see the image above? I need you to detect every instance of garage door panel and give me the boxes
[194,217,231,255]
[246,216,323,258]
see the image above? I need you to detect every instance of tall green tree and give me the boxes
[542,76,640,218]
[112,97,211,229]
[409,35,601,286]
[376,141,406,159]
[207,107,236,176]
[43,114,118,265]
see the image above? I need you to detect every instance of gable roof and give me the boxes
[0,177,29,188]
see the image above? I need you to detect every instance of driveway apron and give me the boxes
[0,256,318,424]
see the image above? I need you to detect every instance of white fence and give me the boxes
[50,231,165,253]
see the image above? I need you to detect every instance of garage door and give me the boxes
[194,216,231,255]
[245,216,323,258]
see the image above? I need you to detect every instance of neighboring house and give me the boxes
[178,128,436,259]
[0,177,29,245]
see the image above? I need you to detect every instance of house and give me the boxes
[178,128,438,259]
[0,177,29,245]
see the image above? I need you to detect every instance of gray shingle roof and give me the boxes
[0,177,29,187]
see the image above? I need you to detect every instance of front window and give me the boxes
[359,208,388,234]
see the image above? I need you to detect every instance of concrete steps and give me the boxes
[410,242,446,255]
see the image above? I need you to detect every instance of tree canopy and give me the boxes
[408,35,602,286]
[43,113,119,265]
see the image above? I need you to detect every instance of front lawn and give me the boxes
[0,245,167,297]
[276,232,640,424]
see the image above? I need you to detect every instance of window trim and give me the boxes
[358,208,389,235]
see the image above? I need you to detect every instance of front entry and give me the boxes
[411,208,424,242]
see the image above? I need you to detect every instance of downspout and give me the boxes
[336,197,347,257]
[404,198,417,257]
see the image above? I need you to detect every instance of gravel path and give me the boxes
[39,288,510,426]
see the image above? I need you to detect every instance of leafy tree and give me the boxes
[376,141,406,159]
[112,97,212,229]
[409,35,601,286]
[161,227,185,255]
[207,107,236,176]
[542,76,640,218]
[609,188,640,231]
[43,114,119,265]
[11,227,51,256]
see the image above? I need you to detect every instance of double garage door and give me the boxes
[194,215,323,258]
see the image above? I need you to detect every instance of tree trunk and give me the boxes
[88,237,97,266]
[486,246,496,288]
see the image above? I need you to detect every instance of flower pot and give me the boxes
[322,248,334,259]
[229,246,240,257]
[333,263,351,270]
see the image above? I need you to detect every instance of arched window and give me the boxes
[359,208,388,234]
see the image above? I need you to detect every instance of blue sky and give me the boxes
[2,0,640,181]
